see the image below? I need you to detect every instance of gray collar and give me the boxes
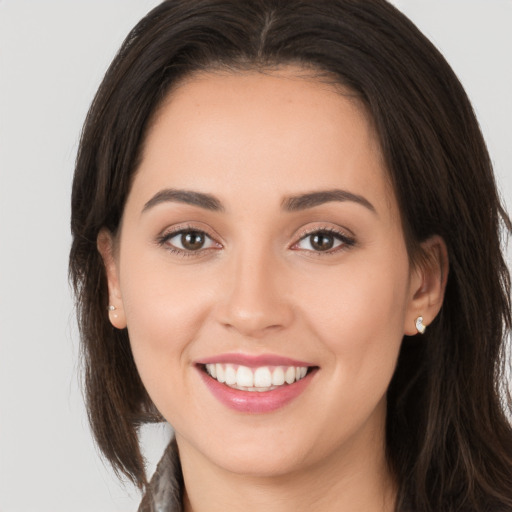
[138,438,184,512]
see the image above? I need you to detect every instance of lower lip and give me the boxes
[198,368,316,413]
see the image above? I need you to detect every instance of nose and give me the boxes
[215,248,294,339]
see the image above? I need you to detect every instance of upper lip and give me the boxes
[195,353,315,368]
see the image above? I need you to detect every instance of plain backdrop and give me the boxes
[0,1,511,511]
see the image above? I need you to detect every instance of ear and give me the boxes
[404,235,449,336]
[97,228,127,329]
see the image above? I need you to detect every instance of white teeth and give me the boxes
[204,363,311,391]
[225,365,236,385]
[254,367,272,387]
[285,366,296,384]
[272,367,285,386]
[216,364,225,383]
[236,365,254,387]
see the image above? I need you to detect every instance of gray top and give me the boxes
[138,439,183,512]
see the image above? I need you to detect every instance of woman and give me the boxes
[69,0,512,510]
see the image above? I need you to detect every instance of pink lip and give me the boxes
[196,362,317,414]
[196,353,314,368]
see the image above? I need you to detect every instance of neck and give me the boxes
[177,415,396,512]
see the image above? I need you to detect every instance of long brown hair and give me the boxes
[69,1,512,510]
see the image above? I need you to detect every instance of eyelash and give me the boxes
[156,225,355,257]
[292,226,356,255]
[156,225,220,257]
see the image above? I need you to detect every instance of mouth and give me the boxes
[201,363,311,392]
[196,355,318,413]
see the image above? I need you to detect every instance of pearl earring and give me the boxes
[416,316,426,334]
[108,305,116,311]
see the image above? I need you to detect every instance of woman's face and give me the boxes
[102,68,428,478]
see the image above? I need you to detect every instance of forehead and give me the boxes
[130,67,395,218]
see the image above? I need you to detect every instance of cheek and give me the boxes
[123,275,203,343]
[299,251,410,384]
[118,250,217,400]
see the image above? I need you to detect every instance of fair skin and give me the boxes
[99,67,447,512]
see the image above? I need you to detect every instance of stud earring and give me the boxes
[108,305,116,311]
[416,316,426,334]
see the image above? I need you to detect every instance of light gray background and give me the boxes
[1,1,511,511]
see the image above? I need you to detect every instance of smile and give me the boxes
[204,363,309,391]
[197,354,317,413]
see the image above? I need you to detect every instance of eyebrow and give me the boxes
[142,187,376,215]
[282,189,376,214]
[142,188,224,213]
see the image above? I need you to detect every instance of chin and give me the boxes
[214,447,311,478]
[176,423,329,479]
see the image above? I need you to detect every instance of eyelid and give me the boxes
[290,225,356,253]
[156,223,223,255]
[155,222,355,256]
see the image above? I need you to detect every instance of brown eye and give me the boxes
[162,229,218,253]
[294,229,354,253]
[310,233,335,251]
[181,231,206,250]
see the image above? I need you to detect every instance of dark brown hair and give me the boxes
[69,1,512,510]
